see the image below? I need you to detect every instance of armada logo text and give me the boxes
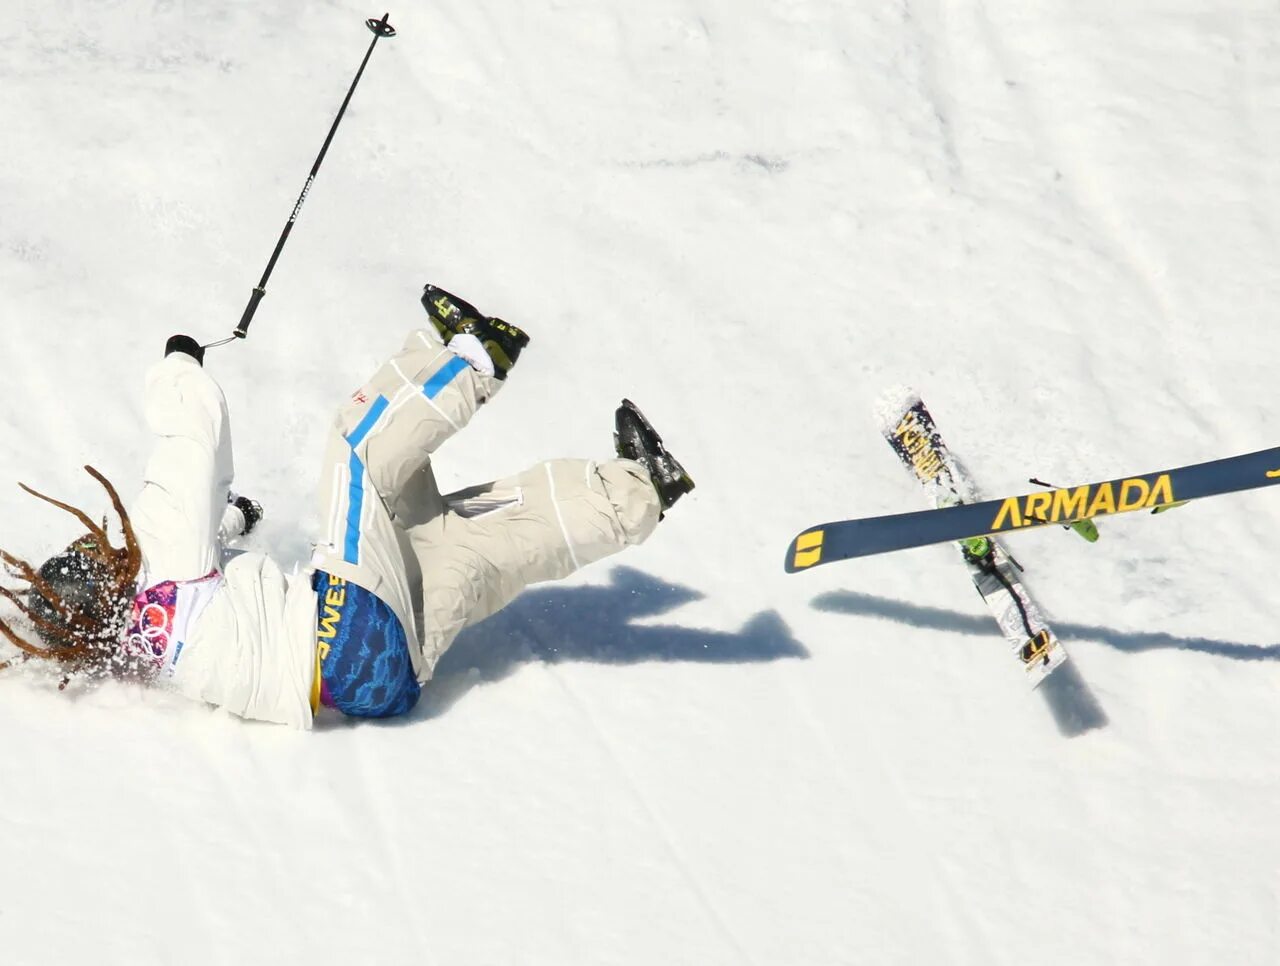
[892,412,945,485]
[992,474,1176,530]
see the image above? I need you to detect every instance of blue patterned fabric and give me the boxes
[313,570,420,718]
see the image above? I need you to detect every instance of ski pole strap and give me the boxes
[990,562,1036,641]
[964,542,1036,639]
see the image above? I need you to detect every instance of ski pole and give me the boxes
[208,13,396,349]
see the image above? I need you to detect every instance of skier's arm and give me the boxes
[127,339,235,582]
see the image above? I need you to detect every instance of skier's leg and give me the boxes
[308,337,487,670]
[318,277,533,549]
[310,300,527,691]
[327,328,505,527]
[408,457,662,678]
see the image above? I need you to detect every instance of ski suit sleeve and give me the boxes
[128,353,235,582]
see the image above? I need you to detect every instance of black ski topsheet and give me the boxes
[786,444,1280,572]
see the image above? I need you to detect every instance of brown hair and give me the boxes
[0,466,141,681]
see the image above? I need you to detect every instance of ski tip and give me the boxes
[872,384,921,429]
[785,528,827,573]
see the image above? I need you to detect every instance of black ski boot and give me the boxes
[614,399,695,515]
[420,283,530,380]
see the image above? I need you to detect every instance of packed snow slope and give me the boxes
[2,2,1278,964]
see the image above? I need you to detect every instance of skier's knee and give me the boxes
[596,459,662,546]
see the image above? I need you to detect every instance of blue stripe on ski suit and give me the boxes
[341,354,471,564]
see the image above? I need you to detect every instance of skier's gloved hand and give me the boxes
[219,492,264,542]
[234,495,263,535]
[165,334,205,367]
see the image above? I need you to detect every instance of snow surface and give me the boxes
[3,2,1279,963]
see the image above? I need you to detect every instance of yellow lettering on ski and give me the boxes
[893,416,943,484]
[1023,491,1052,524]
[1145,474,1174,508]
[1119,478,1150,511]
[1087,483,1116,517]
[1051,485,1090,522]
[992,497,1022,531]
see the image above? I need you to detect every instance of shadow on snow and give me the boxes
[812,589,1279,662]
[810,589,1129,738]
[408,566,808,719]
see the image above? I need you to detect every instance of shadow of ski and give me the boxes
[812,589,1279,662]
[810,589,1120,737]
[1036,661,1108,737]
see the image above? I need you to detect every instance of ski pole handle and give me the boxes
[234,288,267,339]
[366,13,396,36]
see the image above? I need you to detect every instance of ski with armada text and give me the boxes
[784,442,1280,571]
[875,389,1068,686]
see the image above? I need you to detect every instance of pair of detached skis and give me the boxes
[786,390,1280,686]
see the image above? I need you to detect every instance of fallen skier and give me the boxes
[0,284,694,727]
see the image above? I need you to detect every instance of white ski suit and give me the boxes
[128,330,660,728]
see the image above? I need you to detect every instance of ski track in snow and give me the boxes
[2,1,1280,964]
